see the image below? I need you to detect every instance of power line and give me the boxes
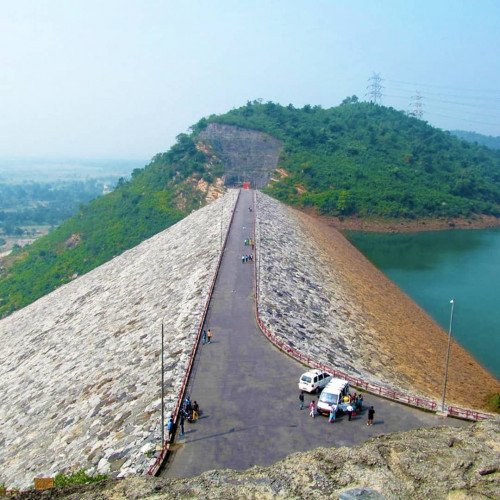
[384,93,500,117]
[366,76,500,133]
[390,87,500,103]
[424,110,500,128]
[385,78,500,96]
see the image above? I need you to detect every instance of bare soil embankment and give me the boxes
[297,211,500,409]
[313,213,500,233]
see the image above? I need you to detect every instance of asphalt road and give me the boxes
[163,188,467,478]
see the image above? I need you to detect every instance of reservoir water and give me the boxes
[345,228,500,380]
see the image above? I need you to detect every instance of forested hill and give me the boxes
[209,101,499,219]
[1,100,499,318]
[0,137,225,318]
[450,130,500,150]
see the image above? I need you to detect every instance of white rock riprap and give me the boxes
[254,192,500,407]
[255,192,393,387]
[0,190,238,490]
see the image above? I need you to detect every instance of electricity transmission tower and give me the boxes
[409,90,424,119]
[366,73,383,104]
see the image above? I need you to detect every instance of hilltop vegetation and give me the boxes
[1,100,499,317]
[210,101,499,219]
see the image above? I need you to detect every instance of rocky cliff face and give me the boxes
[15,418,500,499]
[0,191,239,490]
[199,123,283,188]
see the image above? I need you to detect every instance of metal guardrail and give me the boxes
[146,190,241,476]
[448,406,492,421]
[251,191,494,422]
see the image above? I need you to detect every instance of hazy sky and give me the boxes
[1,0,499,160]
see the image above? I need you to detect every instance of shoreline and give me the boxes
[304,212,500,234]
[294,209,500,410]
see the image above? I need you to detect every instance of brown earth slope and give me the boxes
[297,211,500,410]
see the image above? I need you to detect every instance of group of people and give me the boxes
[303,392,374,426]
[201,329,213,344]
[343,392,363,419]
[179,396,201,437]
[242,236,254,263]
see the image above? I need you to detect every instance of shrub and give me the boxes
[54,469,108,488]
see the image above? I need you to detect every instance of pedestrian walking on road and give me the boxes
[207,329,213,343]
[309,400,316,418]
[367,406,375,426]
[299,391,304,410]
[202,330,207,345]
[192,401,199,421]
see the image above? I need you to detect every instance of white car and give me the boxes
[298,369,333,393]
[317,378,350,416]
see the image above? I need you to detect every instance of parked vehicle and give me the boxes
[298,369,333,393]
[317,378,350,416]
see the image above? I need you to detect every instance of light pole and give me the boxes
[440,299,455,413]
[220,201,223,251]
[161,322,165,445]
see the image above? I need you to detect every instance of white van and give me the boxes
[298,369,333,393]
[317,378,350,416]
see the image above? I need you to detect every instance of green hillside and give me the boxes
[211,101,500,219]
[0,134,223,317]
[1,100,499,318]
[450,130,500,150]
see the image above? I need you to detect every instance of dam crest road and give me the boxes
[162,188,467,478]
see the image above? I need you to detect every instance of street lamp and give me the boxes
[440,299,455,413]
[161,322,165,445]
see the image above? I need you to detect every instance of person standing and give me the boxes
[367,406,375,426]
[166,417,174,441]
[207,329,213,343]
[192,401,199,421]
[347,404,353,421]
[202,330,207,345]
[299,391,304,410]
[309,400,316,418]
[179,413,185,436]
[329,407,336,423]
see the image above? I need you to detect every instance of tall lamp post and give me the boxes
[440,299,455,413]
[161,322,165,446]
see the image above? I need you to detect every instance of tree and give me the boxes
[341,95,359,105]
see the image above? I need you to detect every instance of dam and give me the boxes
[0,189,497,490]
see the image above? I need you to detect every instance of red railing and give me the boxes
[147,190,241,476]
[448,406,492,421]
[252,192,493,421]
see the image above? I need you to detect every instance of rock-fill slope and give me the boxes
[199,123,283,188]
[255,192,500,408]
[0,190,238,490]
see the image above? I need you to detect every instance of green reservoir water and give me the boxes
[345,228,500,380]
